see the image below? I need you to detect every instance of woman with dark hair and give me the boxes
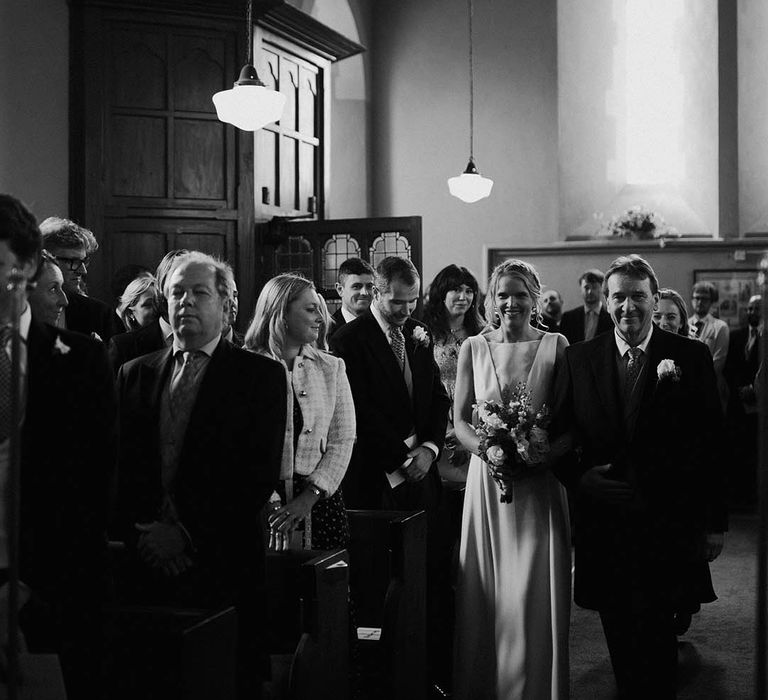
[653,288,694,338]
[422,265,484,488]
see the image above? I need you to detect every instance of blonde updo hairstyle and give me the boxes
[245,273,329,360]
[484,258,542,328]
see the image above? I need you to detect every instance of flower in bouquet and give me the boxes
[473,382,551,503]
[598,205,679,244]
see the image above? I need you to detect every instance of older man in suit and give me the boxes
[114,251,285,696]
[0,195,117,699]
[556,255,726,699]
[330,256,451,689]
[559,268,613,343]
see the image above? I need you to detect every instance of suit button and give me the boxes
[298,362,304,368]
[299,390,307,397]
[304,427,313,434]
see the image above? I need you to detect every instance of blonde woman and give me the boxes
[245,274,355,550]
[117,274,160,331]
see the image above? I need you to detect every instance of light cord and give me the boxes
[468,0,474,161]
[246,0,253,66]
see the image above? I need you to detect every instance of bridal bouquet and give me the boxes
[474,382,551,503]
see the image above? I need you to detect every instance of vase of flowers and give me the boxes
[597,205,678,243]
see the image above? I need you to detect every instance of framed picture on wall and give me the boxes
[693,269,759,330]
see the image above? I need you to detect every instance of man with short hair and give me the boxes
[556,254,726,699]
[540,288,563,332]
[559,269,613,343]
[114,250,285,696]
[0,195,117,699]
[328,257,375,337]
[689,280,730,410]
[330,256,451,689]
[222,274,245,347]
[40,216,119,341]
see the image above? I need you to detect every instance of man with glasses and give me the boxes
[39,216,120,341]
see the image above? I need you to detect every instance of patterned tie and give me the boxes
[624,347,642,400]
[170,350,205,416]
[694,320,704,338]
[390,326,405,371]
[0,327,11,442]
[746,327,758,360]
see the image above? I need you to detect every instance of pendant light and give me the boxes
[448,0,493,203]
[212,0,286,131]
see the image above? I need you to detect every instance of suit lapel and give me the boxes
[588,332,623,437]
[361,313,411,407]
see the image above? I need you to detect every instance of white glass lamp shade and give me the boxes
[213,65,286,132]
[448,160,493,203]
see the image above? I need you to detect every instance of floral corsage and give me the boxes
[656,358,681,382]
[412,326,430,348]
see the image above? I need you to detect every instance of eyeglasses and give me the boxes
[55,255,90,271]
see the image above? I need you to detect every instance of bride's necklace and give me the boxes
[449,326,467,346]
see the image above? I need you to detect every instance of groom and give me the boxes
[555,255,726,699]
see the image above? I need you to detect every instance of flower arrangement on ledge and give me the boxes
[596,205,680,245]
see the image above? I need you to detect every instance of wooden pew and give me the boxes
[346,510,427,700]
[102,604,238,700]
[262,548,350,700]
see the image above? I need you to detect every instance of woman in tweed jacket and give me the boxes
[245,273,356,551]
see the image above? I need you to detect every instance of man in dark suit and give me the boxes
[559,268,613,343]
[330,256,451,689]
[0,195,117,699]
[555,254,726,699]
[724,294,761,504]
[328,257,374,338]
[40,216,121,341]
[114,251,285,696]
[540,287,563,332]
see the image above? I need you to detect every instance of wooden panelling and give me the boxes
[173,119,225,199]
[172,34,226,113]
[111,115,167,197]
[110,28,167,110]
[108,229,168,272]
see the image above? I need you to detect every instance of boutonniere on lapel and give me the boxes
[53,335,71,356]
[656,358,681,383]
[411,326,430,348]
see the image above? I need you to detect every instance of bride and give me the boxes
[453,259,571,699]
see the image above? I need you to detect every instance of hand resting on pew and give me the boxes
[267,488,322,551]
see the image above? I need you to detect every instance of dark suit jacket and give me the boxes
[327,307,346,339]
[559,305,613,344]
[114,338,285,606]
[724,326,760,391]
[329,312,450,508]
[555,327,726,610]
[20,320,117,693]
[65,291,121,342]
[108,319,165,374]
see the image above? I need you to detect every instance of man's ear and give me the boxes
[335,282,343,299]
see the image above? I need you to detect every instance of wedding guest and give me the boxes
[724,294,762,507]
[245,274,355,551]
[559,269,613,344]
[556,254,726,699]
[111,264,151,313]
[223,275,244,347]
[116,274,160,332]
[108,249,189,372]
[27,250,68,326]
[40,216,119,341]
[422,264,484,488]
[0,194,118,699]
[113,251,285,696]
[689,280,730,410]
[540,288,564,332]
[328,257,375,337]
[652,288,693,338]
[453,259,571,699]
[330,256,451,690]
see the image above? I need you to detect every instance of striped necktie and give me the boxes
[0,327,11,442]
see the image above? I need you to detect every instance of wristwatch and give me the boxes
[306,483,323,498]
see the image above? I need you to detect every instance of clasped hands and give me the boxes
[402,446,434,482]
[135,521,192,576]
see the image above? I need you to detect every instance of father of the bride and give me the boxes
[555,254,726,699]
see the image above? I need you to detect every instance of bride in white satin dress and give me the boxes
[453,259,571,700]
